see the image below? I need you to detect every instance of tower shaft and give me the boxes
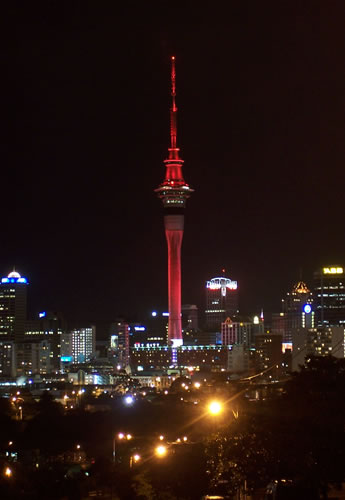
[165,214,184,346]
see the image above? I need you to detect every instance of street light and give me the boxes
[113,432,132,463]
[208,401,223,416]
[155,445,167,457]
[130,454,141,468]
[4,467,12,478]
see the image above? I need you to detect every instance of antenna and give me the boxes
[170,56,178,154]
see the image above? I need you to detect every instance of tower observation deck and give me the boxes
[155,57,193,347]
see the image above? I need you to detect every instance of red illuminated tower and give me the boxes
[155,57,193,347]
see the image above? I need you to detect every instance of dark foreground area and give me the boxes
[1,356,345,499]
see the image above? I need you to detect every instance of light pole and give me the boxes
[113,433,132,463]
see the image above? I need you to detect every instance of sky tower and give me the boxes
[155,57,193,347]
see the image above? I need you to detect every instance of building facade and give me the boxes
[0,271,28,343]
[66,327,96,364]
[255,333,283,378]
[292,326,345,371]
[205,276,238,331]
[271,281,314,349]
[313,266,345,327]
[221,316,264,348]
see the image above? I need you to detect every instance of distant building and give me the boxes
[221,315,264,348]
[205,276,238,331]
[25,311,64,372]
[182,304,198,331]
[109,320,130,367]
[313,266,345,327]
[0,341,15,377]
[227,344,250,374]
[66,327,96,364]
[130,345,230,371]
[292,326,345,371]
[255,333,282,378]
[15,340,53,376]
[271,281,314,349]
[0,271,28,343]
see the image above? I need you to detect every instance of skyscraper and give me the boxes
[68,327,96,364]
[155,57,193,347]
[0,271,28,343]
[271,281,314,347]
[313,266,345,326]
[205,276,238,330]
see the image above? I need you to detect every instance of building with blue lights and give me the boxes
[271,281,313,348]
[0,271,28,344]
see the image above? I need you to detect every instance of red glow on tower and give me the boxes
[155,57,194,347]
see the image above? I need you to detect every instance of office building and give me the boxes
[25,311,64,372]
[205,276,238,331]
[0,341,15,377]
[68,327,96,364]
[313,266,345,326]
[15,340,53,376]
[0,271,28,343]
[292,326,345,371]
[109,320,130,367]
[221,315,264,348]
[272,281,314,349]
[130,345,230,371]
[255,333,282,378]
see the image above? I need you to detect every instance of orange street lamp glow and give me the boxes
[4,467,12,478]
[208,401,222,416]
[155,445,167,457]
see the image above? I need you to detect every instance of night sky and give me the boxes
[2,2,344,334]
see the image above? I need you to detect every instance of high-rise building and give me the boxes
[109,320,129,367]
[272,281,314,349]
[313,266,345,326]
[0,271,28,343]
[25,311,64,372]
[155,57,193,347]
[69,327,96,364]
[205,276,238,331]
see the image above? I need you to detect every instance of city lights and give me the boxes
[124,395,134,405]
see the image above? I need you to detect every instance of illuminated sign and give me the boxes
[152,311,157,317]
[206,277,238,291]
[1,272,28,284]
[323,267,343,275]
[134,326,146,331]
[303,304,312,314]
[39,311,46,318]
[61,356,72,362]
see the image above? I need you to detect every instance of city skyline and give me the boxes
[2,3,344,326]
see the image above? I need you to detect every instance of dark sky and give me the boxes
[1,1,344,332]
